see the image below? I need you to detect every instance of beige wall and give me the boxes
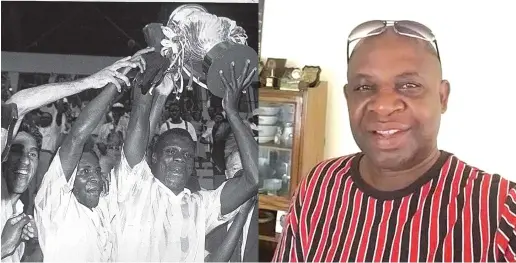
[260,0,516,179]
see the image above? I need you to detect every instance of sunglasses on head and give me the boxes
[346,20,440,63]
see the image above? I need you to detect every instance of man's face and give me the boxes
[3,132,39,194]
[169,105,181,119]
[106,132,122,160]
[208,107,215,119]
[214,113,224,124]
[345,30,449,170]
[111,109,123,123]
[72,152,102,208]
[152,135,195,192]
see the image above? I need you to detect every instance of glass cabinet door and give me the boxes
[258,102,296,197]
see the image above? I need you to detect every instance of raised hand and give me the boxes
[85,47,155,92]
[219,59,257,113]
[154,73,175,96]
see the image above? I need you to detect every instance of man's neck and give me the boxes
[170,118,182,124]
[359,149,441,192]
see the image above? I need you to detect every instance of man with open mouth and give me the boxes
[1,123,42,262]
[33,47,152,262]
[115,58,258,262]
[274,20,516,262]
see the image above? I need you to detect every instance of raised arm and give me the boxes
[218,60,259,215]
[59,50,151,180]
[147,75,175,144]
[123,84,153,167]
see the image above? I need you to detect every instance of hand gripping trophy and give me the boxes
[131,4,258,99]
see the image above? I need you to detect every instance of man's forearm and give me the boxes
[70,85,118,140]
[6,78,92,118]
[124,91,153,167]
[147,93,168,143]
[226,111,259,186]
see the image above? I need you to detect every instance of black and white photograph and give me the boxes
[1,1,259,262]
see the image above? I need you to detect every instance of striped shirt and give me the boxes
[273,151,516,262]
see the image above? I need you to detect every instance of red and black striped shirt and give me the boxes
[273,151,516,262]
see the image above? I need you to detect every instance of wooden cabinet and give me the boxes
[258,82,328,260]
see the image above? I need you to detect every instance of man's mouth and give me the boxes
[373,129,403,136]
[14,169,29,176]
[368,127,410,150]
[86,179,101,193]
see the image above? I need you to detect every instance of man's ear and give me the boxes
[344,84,349,100]
[151,152,157,164]
[439,80,451,113]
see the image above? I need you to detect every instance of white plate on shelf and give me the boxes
[258,136,275,144]
[258,116,278,125]
[258,106,280,116]
[258,125,277,137]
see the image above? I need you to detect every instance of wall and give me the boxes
[261,0,516,179]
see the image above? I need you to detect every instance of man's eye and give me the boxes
[29,152,37,158]
[400,83,419,89]
[355,85,373,91]
[84,169,90,174]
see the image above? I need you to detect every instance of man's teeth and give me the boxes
[376,129,400,135]
[15,170,29,175]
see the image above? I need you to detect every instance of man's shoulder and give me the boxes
[448,153,516,194]
[302,154,358,189]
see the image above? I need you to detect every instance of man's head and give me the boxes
[208,107,216,120]
[214,112,225,124]
[106,131,123,160]
[111,103,125,124]
[2,123,42,195]
[192,111,202,122]
[151,128,195,192]
[72,151,103,208]
[345,27,450,171]
[169,103,182,120]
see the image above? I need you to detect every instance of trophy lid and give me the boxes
[203,41,258,98]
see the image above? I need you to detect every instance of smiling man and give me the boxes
[273,20,516,262]
[116,60,258,262]
[1,123,42,262]
[33,48,151,262]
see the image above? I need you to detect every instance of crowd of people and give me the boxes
[1,47,258,262]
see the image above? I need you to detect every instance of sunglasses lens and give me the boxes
[348,20,386,43]
[395,20,435,41]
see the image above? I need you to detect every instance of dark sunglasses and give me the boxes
[347,20,440,63]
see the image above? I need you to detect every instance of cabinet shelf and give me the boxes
[259,142,292,152]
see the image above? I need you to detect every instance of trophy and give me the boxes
[265,60,280,89]
[155,4,259,98]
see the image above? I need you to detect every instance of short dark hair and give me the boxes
[154,128,195,152]
[18,121,42,151]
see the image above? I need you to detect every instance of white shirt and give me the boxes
[227,205,254,262]
[34,148,119,262]
[116,149,238,262]
[1,180,25,263]
[159,119,198,142]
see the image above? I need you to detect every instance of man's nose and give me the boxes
[367,87,405,117]
[19,155,30,165]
